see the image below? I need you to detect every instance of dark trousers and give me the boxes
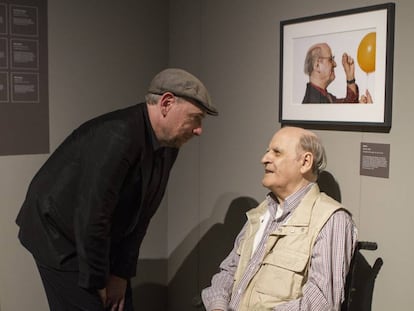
[36,262,134,311]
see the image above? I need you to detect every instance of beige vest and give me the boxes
[233,184,345,311]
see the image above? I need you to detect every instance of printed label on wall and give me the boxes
[0,0,48,156]
[360,142,390,178]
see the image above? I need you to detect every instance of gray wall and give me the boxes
[167,0,413,310]
[1,0,413,310]
[0,0,168,310]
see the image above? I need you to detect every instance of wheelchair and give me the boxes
[193,241,383,311]
[341,241,383,311]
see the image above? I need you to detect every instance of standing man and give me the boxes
[202,126,357,311]
[16,68,218,311]
[302,42,369,104]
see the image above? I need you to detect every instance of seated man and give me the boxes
[202,126,357,311]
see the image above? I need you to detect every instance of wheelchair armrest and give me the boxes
[357,241,378,251]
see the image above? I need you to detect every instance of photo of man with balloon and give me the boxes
[302,31,376,104]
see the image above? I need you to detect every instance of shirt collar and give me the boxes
[142,103,162,151]
[266,182,315,221]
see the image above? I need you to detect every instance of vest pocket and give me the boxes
[255,249,309,300]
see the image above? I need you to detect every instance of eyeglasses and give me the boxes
[319,55,335,63]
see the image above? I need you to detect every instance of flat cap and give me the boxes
[148,68,218,116]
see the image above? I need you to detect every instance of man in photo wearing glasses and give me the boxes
[302,42,369,104]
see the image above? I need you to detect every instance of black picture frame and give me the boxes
[279,3,395,132]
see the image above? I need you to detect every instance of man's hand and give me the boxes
[359,89,373,104]
[99,275,127,311]
[98,288,107,306]
[342,52,355,81]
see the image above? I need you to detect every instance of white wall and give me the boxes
[167,0,414,310]
[0,0,168,310]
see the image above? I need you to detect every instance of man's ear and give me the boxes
[159,92,175,117]
[314,61,320,72]
[300,152,314,174]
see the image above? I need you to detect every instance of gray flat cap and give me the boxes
[148,68,218,116]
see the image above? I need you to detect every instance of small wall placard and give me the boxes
[360,142,390,178]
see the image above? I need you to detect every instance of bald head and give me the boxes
[304,43,330,75]
[278,127,326,173]
[304,43,337,88]
[261,127,326,200]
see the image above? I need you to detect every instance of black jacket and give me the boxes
[16,103,178,289]
[302,82,332,103]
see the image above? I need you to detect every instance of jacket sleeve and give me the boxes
[74,122,136,289]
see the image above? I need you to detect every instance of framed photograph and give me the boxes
[279,3,395,132]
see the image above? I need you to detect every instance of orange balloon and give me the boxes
[357,32,376,73]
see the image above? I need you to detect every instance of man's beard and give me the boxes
[160,136,187,148]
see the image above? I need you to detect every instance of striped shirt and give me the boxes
[201,183,357,311]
